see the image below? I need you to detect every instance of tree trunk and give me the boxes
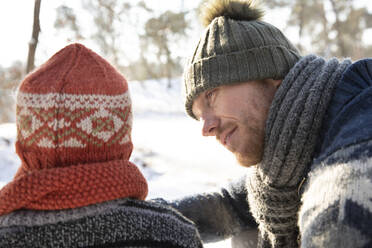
[26,0,42,73]
[329,0,348,57]
[319,1,332,57]
[165,47,172,89]
[297,0,306,53]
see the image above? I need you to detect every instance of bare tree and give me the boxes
[0,62,24,123]
[54,0,192,84]
[55,5,83,41]
[141,10,189,87]
[266,0,372,59]
[26,0,41,73]
[329,0,348,57]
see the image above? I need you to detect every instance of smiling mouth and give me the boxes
[222,127,237,147]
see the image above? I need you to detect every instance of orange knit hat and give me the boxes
[0,43,148,216]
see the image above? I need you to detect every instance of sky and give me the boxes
[0,0,288,68]
[0,0,370,69]
[0,0,201,68]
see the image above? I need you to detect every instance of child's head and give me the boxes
[0,43,147,216]
[16,43,133,171]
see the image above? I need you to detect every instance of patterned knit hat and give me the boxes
[184,0,302,119]
[0,43,148,216]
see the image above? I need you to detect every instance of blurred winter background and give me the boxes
[0,1,371,247]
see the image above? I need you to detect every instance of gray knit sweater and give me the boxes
[0,198,203,248]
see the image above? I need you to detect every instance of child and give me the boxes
[0,43,203,248]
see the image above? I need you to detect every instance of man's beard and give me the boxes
[234,125,265,167]
[235,150,262,167]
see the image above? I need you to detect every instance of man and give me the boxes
[157,0,372,247]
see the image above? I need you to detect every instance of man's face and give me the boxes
[192,79,281,167]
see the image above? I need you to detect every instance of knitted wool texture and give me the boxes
[183,0,302,119]
[246,55,351,247]
[0,199,203,248]
[0,43,148,216]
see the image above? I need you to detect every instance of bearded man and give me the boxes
[156,0,372,247]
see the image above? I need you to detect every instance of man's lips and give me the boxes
[221,127,237,147]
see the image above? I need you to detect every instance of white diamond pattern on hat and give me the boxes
[76,107,125,142]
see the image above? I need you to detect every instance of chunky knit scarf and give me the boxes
[246,55,351,247]
[0,160,148,216]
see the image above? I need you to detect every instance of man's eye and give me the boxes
[206,90,214,99]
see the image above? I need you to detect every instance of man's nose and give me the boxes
[201,116,219,136]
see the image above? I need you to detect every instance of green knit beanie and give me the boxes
[184,0,302,119]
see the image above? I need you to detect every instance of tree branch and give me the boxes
[26,0,41,73]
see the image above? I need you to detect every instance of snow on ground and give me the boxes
[0,78,247,248]
[0,123,18,189]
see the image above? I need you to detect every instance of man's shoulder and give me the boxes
[341,58,372,85]
[336,57,372,100]
[348,58,372,71]
[316,57,372,163]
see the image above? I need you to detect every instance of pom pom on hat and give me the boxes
[201,0,264,27]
